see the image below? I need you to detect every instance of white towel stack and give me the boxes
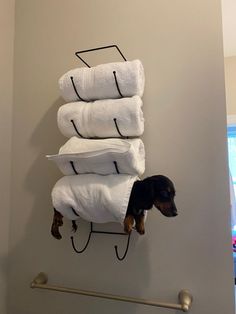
[48,59,146,225]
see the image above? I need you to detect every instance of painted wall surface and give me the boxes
[8,1,234,314]
[0,0,14,313]
[225,56,236,115]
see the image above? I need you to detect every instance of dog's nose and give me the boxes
[171,202,178,217]
[172,209,178,217]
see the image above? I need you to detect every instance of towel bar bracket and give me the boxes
[31,272,193,312]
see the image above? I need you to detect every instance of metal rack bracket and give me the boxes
[75,44,127,67]
[70,222,131,261]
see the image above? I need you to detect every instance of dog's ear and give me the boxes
[145,175,176,196]
[132,178,156,209]
[135,175,176,206]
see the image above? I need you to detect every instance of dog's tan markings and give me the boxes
[135,214,145,235]
[124,215,134,234]
[160,202,171,210]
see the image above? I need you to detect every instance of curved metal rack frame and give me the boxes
[71,222,131,261]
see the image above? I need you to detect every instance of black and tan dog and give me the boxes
[51,175,177,239]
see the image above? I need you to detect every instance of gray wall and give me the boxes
[0,0,14,313]
[8,1,234,313]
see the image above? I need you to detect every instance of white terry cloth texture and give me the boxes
[59,59,145,102]
[52,174,138,223]
[57,96,144,139]
[47,137,145,176]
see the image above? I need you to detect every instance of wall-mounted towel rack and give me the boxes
[31,273,193,312]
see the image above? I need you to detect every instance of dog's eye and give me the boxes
[160,191,169,198]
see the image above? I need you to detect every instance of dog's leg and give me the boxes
[72,220,78,233]
[124,215,134,234]
[135,214,145,235]
[51,209,63,240]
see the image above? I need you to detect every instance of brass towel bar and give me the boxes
[31,273,193,312]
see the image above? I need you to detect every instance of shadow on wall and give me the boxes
[7,98,153,314]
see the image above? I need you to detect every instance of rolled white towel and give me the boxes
[47,137,145,176]
[52,174,138,224]
[57,96,144,138]
[59,59,145,102]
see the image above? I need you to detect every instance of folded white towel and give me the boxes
[47,137,145,176]
[59,59,145,102]
[52,174,137,223]
[57,96,144,139]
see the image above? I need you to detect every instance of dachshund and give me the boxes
[51,175,177,239]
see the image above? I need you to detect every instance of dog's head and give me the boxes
[144,175,178,217]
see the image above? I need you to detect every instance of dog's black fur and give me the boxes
[51,175,177,239]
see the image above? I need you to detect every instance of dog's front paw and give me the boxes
[124,224,133,234]
[136,227,145,235]
[124,215,134,234]
[135,215,145,235]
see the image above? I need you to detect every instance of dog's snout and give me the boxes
[166,209,178,217]
[154,200,178,218]
[171,204,178,217]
